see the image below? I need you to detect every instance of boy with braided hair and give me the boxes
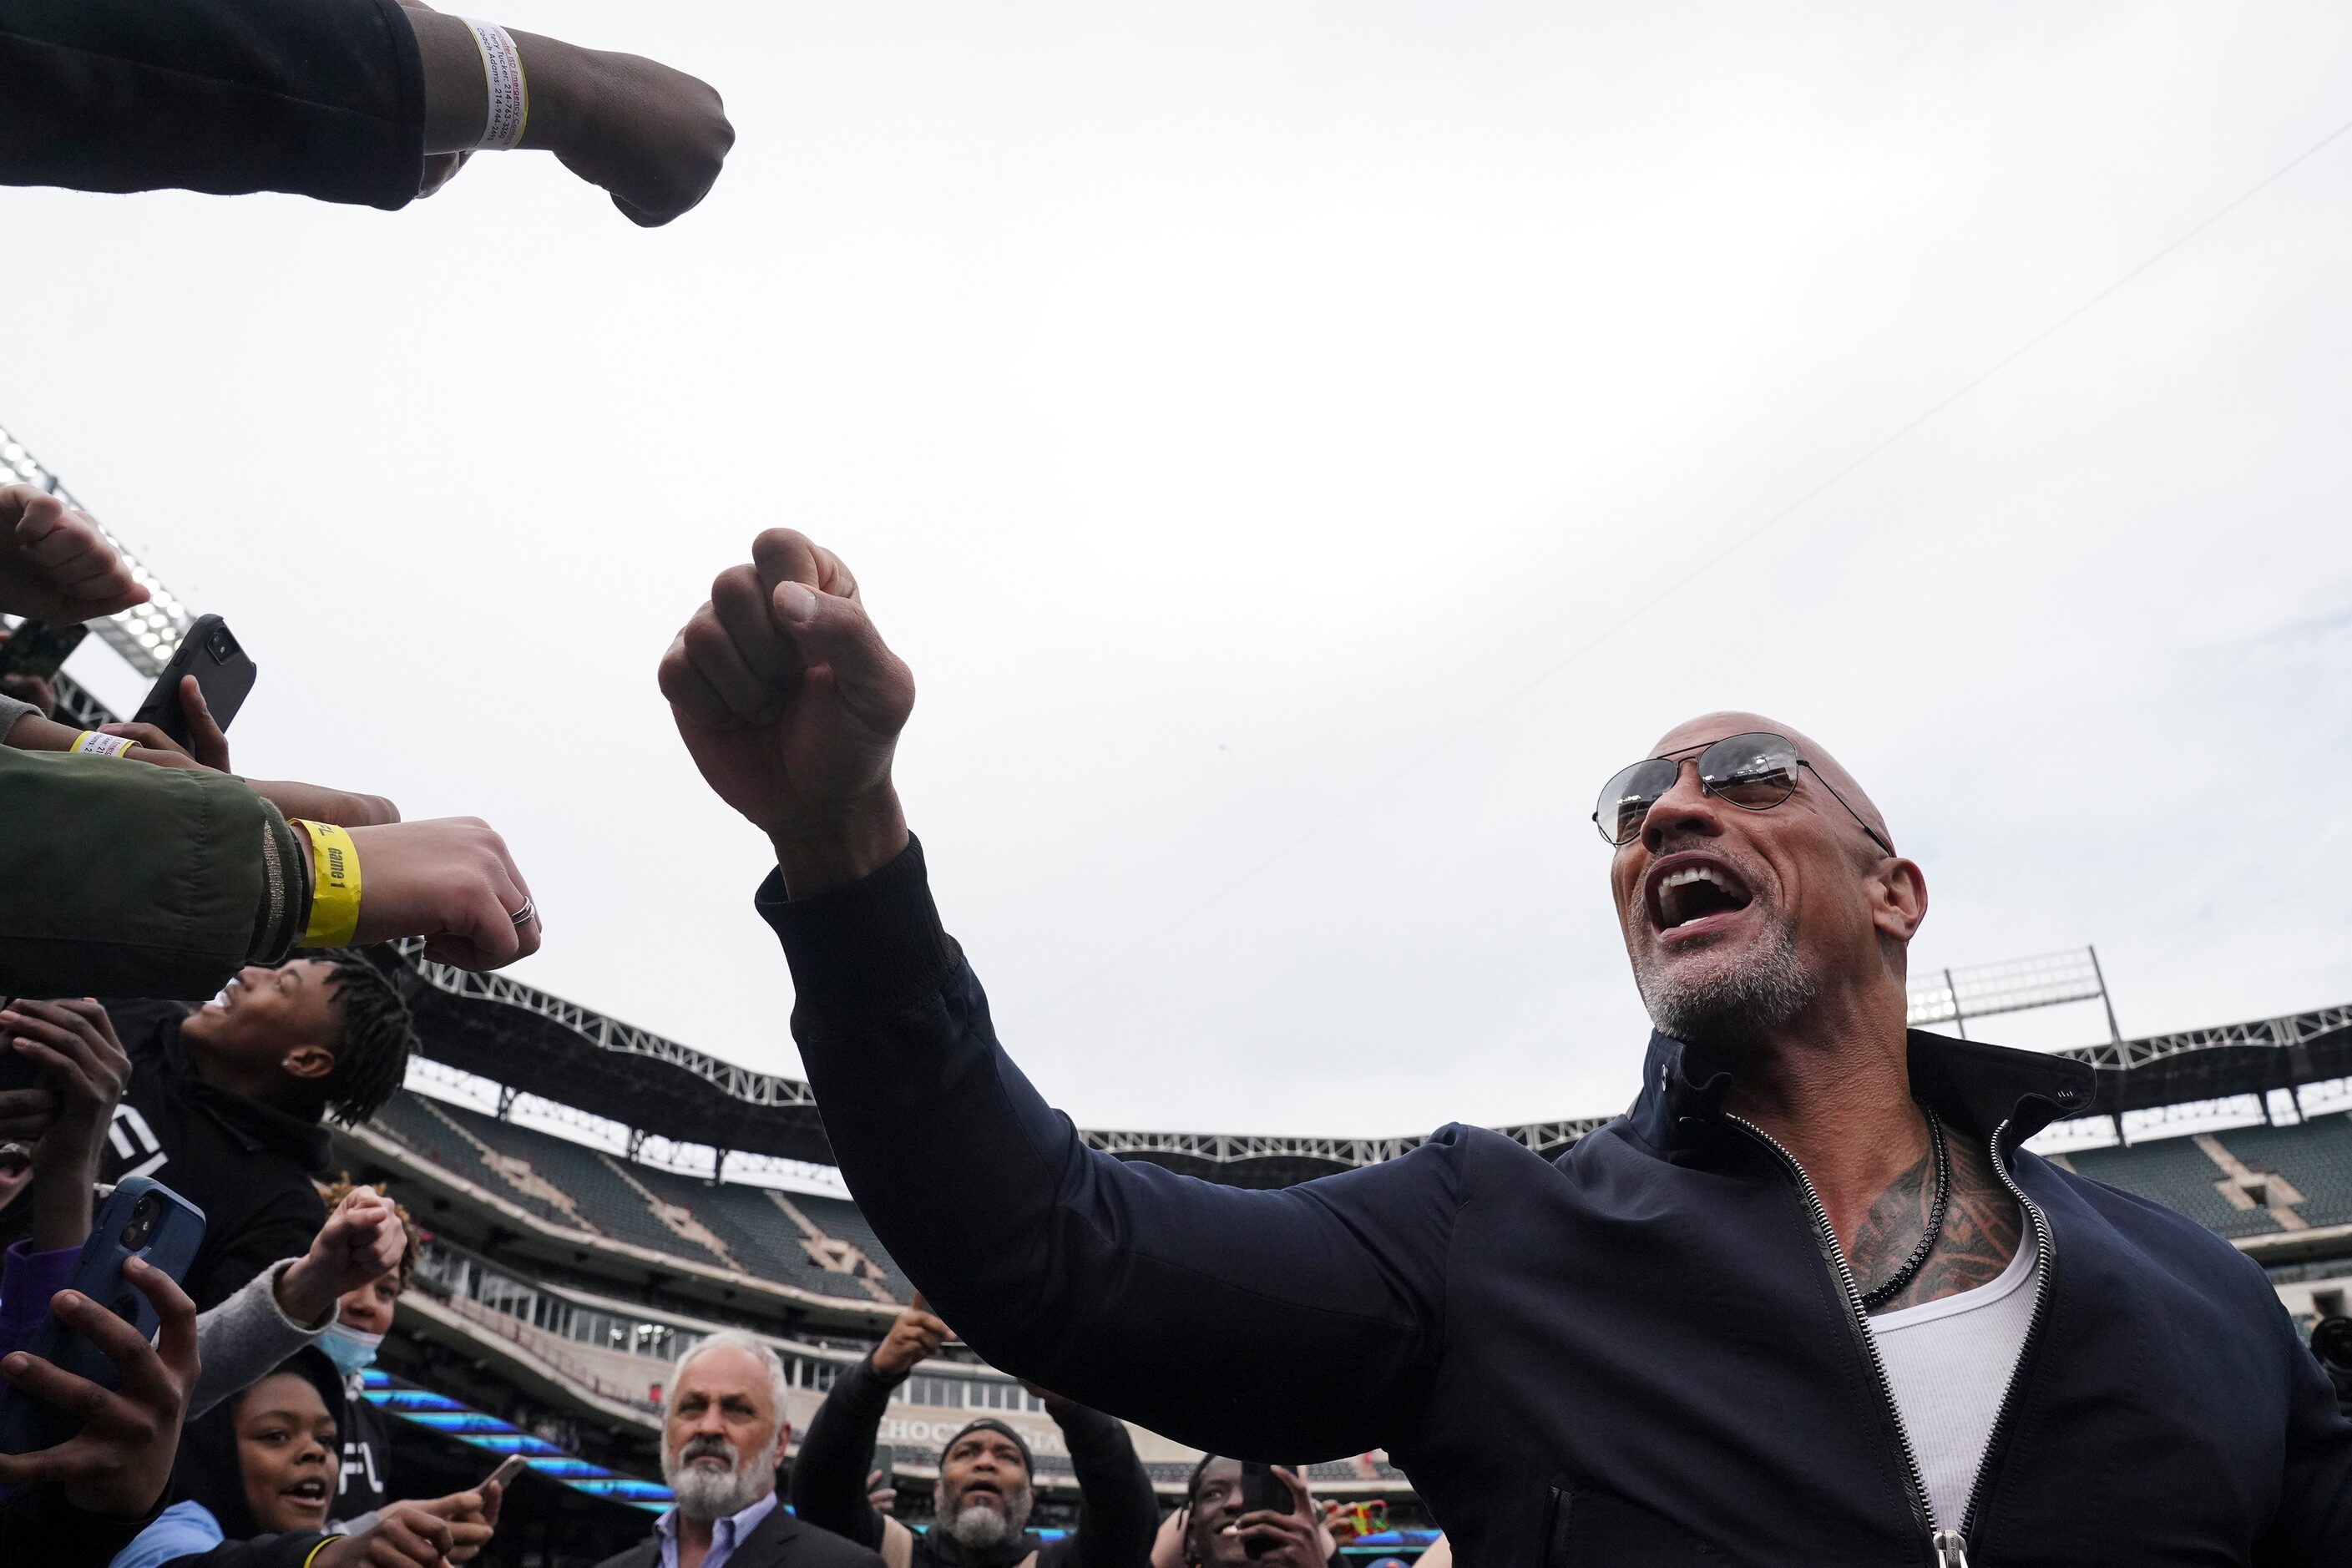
[0,951,421,1309]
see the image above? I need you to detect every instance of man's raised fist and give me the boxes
[659,530,913,896]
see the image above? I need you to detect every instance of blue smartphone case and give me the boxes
[0,1176,205,1454]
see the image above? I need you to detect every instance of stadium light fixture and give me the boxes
[0,421,193,676]
[1906,946,2122,1042]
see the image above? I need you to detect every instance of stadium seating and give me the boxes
[372,1093,510,1204]
[2208,1114,2352,1230]
[374,1086,2352,1332]
[2066,1134,2282,1240]
[628,1160,893,1302]
[368,1090,913,1300]
[463,1099,718,1262]
[792,1194,915,1297]
[372,1093,598,1236]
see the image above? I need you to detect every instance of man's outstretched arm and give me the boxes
[0,0,728,220]
[664,531,1459,1462]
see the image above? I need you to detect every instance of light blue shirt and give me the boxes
[109,1500,225,1568]
[655,1486,780,1568]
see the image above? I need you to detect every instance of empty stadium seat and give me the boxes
[373,1092,513,1200]
[792,1195,914,1297]
[2206,1115,2352,1230]
[368,1092,919,1297]
[627,1161,891,1301]
[2067,1134,2283,1239]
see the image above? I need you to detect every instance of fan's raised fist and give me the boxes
[660,531,913,895]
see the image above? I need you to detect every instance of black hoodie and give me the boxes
[0,998,332,1309]
[792,1355,1159,1568]
[151,1348,345,1567]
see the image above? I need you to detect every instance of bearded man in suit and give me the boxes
[597,1332,884,1568]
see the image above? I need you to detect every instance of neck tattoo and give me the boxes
[1857,1107,1948,1309]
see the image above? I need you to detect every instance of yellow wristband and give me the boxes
[296,820,362,948]
[301,1539,337,1568]
[68,730,137,758]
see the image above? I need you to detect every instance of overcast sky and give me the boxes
[8,2,2349,1139]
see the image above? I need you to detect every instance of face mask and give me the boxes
[318,1322,384,1378]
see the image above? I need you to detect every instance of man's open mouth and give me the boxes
[1645,856,1755,933]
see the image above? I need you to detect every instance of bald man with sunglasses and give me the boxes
[662,530,2352,1568]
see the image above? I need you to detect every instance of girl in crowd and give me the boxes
[109,1350,492,1568]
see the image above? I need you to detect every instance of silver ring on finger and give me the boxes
[508,898,537,928]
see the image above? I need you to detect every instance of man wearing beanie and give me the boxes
[793,1298,1156,1568]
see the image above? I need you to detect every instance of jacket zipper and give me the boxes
[1727,1113,2057,1568]
[1727,1114,1941,1559]
[1954,1116,2058,1552]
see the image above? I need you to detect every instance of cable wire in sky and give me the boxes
[1012,106,2352,1029]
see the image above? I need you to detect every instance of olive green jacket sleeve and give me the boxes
[0,746,311,999]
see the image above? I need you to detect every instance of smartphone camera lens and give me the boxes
[121,1192,160,1248]
[205,625,239,662]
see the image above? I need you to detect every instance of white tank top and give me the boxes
[1864,1226,2040,1531]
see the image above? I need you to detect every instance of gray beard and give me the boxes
[663,1435,778,1521]
[943,1490,1033,1551]
[1631,911,1818,1050]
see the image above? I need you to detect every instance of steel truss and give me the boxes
[399,944,818,1109]
[2055,1004,2352,1072]
[394,956,2349,1176]
[1079,1115,1620,1171]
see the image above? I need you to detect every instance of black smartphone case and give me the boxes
[132,613,257,749]
[0,1176,206,1454]
[1239,1461,1295,1516]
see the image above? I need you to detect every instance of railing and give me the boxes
[2058,1003,2352,1072]
[427,1290,662,1413]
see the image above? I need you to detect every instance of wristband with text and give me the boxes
[295,820,363,948]
[463,19,529,150]
[68,730,136,757]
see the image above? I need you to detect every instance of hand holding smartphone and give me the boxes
[131,614,255,751]
[1239,1462,1302,1559]
[0,1177,205,1454]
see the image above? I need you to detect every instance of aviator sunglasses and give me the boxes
[1592,731,1895,856]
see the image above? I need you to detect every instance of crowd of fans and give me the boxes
[0,901,1383,1567]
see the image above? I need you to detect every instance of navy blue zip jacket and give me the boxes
[762,842,2352,1565]
[0,0,423,208]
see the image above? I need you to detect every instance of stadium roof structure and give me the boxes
[387,946,2352,1190]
